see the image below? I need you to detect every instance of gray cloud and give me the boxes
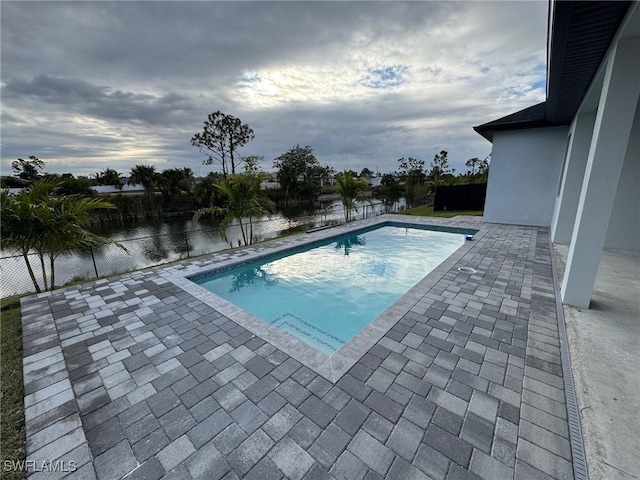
[1,1,547,177]
[2,75,196,126]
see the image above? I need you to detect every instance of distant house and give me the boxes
[319,175,336,187]
[4,182,146,195]
[0,176,31,188]
[259,172,280,190]
[295,171,336,187]
[92,184,145,195]
[474,1,638,308]
[361,174,382,188]
[260,181,281,190]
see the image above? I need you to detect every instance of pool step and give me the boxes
[271,313,345,353]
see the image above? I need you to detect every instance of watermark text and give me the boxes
[3,460,78,473]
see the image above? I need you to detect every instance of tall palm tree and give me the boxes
[335,170,370,222]
[193,173,275,246]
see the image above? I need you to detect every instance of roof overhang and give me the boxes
[474,1,632,143]
[473,102,549,142]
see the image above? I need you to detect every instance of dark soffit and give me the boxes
[545,1,632,124]
[474,1,632,143]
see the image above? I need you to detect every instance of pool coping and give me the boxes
[161,216,482,382]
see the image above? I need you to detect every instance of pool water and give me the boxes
[193,225,465,354]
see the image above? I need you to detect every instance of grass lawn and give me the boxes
[1,297,26,480]
[401,204,483,218]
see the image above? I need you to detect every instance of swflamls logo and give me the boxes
[3,460,78,472]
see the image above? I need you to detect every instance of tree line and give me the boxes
[2,110,490,292]
[7,110,489,212]
[376,150,490,208]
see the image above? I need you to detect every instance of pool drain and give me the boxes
[458,267,477,274]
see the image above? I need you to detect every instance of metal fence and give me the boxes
[1,199,408,298]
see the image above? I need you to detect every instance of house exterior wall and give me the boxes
[483,126,569,226]
[604,102,640,252]
[551,112,597,244]
[561,35,640,307]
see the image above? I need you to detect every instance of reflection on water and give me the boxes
[230,267,278,292]
[335,235,367,256]
[0,199,403,297]
[224,234,368,293]
[144,234,171,261]
[194,226,466,353]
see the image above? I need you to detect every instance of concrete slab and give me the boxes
[555,245,640,480]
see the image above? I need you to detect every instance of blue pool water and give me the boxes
[193,225,466,354]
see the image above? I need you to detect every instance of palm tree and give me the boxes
[1,179,118,292]
[128,165,158,198]
[95,168,123,190]
[335,170,370,222]
[1,182,51,292]
[193,174,221,208]
[193,173,275,246]
[36,194,118,290]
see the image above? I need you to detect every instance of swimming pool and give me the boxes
[191,224,467,354]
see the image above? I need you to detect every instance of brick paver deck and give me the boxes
[20,215,577,480]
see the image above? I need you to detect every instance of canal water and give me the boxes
[1,199,403,297]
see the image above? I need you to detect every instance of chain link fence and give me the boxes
[1,199,409,298]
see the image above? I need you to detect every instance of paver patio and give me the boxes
[19,215,579,480]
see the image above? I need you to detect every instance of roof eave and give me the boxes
[474,120,552,144]
[545,1,574,124]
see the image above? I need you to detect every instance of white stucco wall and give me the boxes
[551,112,597,244]
[483,126,569,226]
[604,103,640,252]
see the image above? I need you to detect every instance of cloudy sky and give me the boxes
[1,1,548,178]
